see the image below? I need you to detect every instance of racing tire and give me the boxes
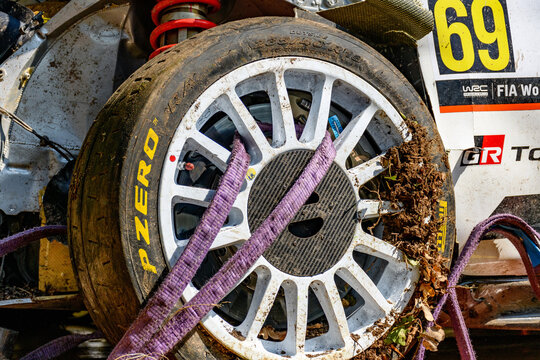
[68,16,455,359]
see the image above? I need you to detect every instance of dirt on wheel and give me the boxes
[354,120,450,359]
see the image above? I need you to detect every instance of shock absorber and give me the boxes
[150,0,221,59]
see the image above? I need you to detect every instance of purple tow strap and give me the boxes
[3,149,539,360]
[110,135,250,358]
[140,132,336,355]
[0,226,104,359]
[0,225,67,257]
[0,133,335,359]
[21,332,103,360]
[415,214,540,360]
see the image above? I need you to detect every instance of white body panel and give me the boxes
[418,0,540,275]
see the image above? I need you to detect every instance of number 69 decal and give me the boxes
[429,0,515,74]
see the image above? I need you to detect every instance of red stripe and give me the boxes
[440,103,540,113]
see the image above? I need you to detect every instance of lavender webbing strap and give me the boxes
[415,214,540,360]
[141,132,336,355]
[0,225,89,360]
[110,135,250,358]
[0,225,67,257]
[21,332,103,360]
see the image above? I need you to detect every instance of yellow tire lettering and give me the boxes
[144,128,159,160]
[436,200,448,253]
[139,249,157,274]
[135,185,147,215]
[135,216,150,245]
[137,160,151,187]
[434,0,475,72]
[134,127,160,276]
[471,0,510,71]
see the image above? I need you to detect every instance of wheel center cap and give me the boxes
[248,149,357,277]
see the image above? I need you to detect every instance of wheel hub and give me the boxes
[248,149,357,277]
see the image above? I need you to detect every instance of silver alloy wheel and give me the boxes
[158,57,419,359]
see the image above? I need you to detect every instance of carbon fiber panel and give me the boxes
[317,0,434,44]
[248,149,356,277]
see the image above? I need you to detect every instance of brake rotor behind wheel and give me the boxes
[69,16,454,360]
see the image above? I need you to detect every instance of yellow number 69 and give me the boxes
[434,0,510,72]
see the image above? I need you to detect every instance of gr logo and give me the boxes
[461,135,505,166]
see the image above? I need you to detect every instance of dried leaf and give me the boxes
[421,324,446,352]
[405,255,419,267]
[268,327,286,341]
[420,302,434,322]
[423,337,439,352]
[419,283,436,299]
[259,326,286,341]
[424,324,445,342]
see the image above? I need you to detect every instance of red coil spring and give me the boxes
[150,0,221,59]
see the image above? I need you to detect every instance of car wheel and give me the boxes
[69,16,455,359]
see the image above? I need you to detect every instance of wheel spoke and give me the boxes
[311,279,350,344]
[283,281,309,354]
[300,76,335,145]
[269,71,297,147]
[188,131,231,172]
[174,239,189,249]
[347,153,386,187]
[357,200,400,220]
[333,104,378,166]
[169,185,215,207]
[229,188,249,214]
[209,223,249,250]
[337,260,392,314]
[354,232,403,263]
[220,91,272,162]
[237,270,282,340]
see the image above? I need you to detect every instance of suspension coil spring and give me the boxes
[150,0,221,59]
